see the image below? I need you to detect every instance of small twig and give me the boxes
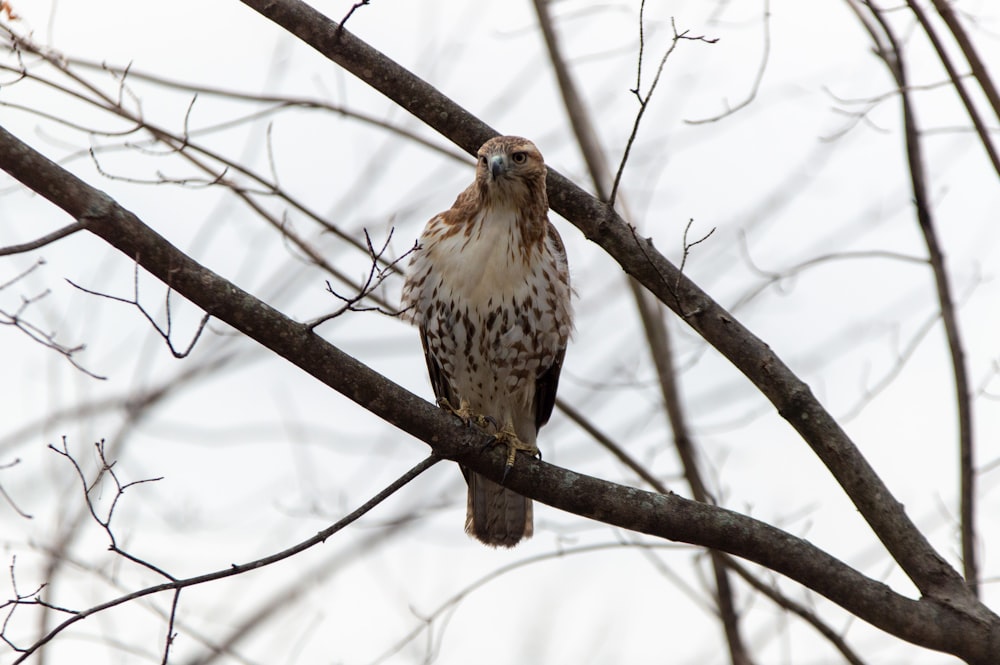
[48,438,169,578]
[67,260,211,359]
[309,230,415,329]
[265,120,279,188]
[686,0,771,124]
[0,223,86,257]
[181,93,197,146]
[0,458,31,519]
[673,219,715,313]
[338,0,371,34]
[10,454,440,663]
[0,263,105,379]
[161,589,181,665]
[611,17,717,206]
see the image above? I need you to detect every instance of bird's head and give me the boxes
[474,136,546,208]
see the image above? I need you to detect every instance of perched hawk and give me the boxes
[401,136,573,547]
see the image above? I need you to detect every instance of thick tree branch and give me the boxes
[1,121,999,663]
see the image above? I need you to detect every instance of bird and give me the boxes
[401,135,573,547]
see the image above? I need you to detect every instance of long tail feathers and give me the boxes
[464,471,532,547]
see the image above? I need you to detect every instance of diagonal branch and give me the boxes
[928,0,1000,128]
[905,0,1000,178]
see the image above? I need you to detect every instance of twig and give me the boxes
[0,458,31,519]
[48,438,170,578]
[9,452,440,662]
[67,260,211,359]
[610,16,717,207]
[686,0,771,125]
[338,0,371,33]
[309,230,415,329]
[0,223,85,256]
[0,263,106,380]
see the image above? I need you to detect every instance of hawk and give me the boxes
[401,136,573,547]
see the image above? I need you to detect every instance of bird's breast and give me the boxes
[428,208,536,304]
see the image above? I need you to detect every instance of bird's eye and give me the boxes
[478,155,487,165]
[511,151,528,164]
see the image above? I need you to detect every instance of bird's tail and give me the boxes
[464,470,532,547]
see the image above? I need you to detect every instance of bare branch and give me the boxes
[67,260,211,359]
[687,0,772,124]
[0,223,85,256]
[610,17,717,207]
[860,0,979,597]
[48,438,169,578]
[308,229,416,329]
[0,261,106,379]
[338,0,371,33]
[0,458,31,520]
[905,0,1000,178]
[9,450,440,662]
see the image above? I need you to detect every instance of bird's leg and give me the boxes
[491,423,540,483]
[437,396,494,430]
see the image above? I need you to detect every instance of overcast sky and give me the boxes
[2,1,999,663]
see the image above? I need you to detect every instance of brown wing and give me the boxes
[534,221,570,433]
[422,325,477,486]
[533,345,565,432]
[419,327,454,408]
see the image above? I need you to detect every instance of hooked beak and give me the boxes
[489,154,506,179]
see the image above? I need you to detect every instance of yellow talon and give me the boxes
[438,397,494,430]
[492,424,539,482]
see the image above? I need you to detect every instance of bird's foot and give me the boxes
[490,424,540,483]
[438,397,496,430]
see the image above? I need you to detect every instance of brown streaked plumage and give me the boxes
[401,136,572,547]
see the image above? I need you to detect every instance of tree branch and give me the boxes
[862,0,978,597]
[0,223,85,257]
[905,0,1000,178]
[9,449,440,662]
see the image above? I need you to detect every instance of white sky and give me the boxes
[2,1,999,663]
